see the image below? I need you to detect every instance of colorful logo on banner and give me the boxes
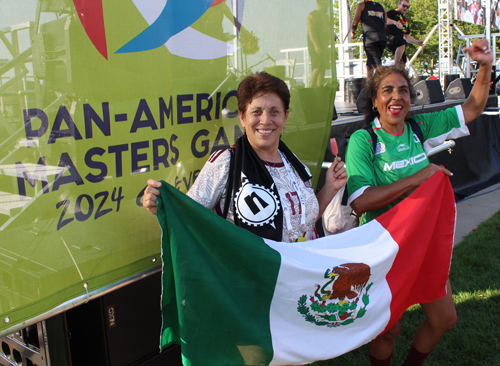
[73,0,239,60]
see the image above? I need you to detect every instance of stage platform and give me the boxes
[332,94,499,129]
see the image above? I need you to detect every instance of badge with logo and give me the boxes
[397,143,410,152]
[234,175,280,227]
[374,142,386,155]
[297,263,372,327]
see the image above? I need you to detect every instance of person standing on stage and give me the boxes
[351,0,387,78]
[386,0,423,67]
[307,0,330,87]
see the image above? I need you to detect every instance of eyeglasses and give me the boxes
[401,4,410,9]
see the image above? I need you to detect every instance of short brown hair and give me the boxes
[361,65,415,125]
[237,72,290,114]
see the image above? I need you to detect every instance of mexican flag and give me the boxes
[156,172,455,365]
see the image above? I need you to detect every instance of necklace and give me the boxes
[269,162,279,177]
[263,160,281,177]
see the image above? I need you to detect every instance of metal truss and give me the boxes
[438,0,453,83]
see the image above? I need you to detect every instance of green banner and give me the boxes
[0,0,336,335]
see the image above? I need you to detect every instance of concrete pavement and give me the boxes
[454,182,500,245]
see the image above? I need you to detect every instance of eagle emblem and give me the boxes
[297,263,373,327]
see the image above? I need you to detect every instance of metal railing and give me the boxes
[335,42,366,79]
[280,43,366,94]
[457,33,500,78]
[280,47,310,86]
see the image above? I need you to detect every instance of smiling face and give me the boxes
[373,73,411,133]
[239,91,288,161]
[398,0,410,14]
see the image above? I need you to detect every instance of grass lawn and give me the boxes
[311,210,500,366]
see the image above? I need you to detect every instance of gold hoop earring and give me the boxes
[372,105,378,112]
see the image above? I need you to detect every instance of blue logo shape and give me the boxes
[116,0,213,54]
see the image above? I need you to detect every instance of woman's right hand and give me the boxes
[351,163,452,214]
[410,163,452,187]
[143,179,162,215]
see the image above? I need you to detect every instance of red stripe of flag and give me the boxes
[375,172,455,334]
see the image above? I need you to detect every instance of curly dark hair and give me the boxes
[361,65,415,125]
[237,71,290,114]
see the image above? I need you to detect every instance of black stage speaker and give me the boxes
[356,88,366,113]
[445,78,472,100]
[65,271,182,366]
[444,74,460,91]
[332,105,338,120]
[411,79,444,105]
[345,78,366,103]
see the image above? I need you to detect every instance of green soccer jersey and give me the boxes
[346,106,469,225]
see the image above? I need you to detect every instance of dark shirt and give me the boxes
[386,10,410,38]
[361,1,387,43]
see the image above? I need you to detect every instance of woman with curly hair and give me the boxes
[345,38,493,366]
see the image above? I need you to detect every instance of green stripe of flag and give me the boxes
[157,181,280,365]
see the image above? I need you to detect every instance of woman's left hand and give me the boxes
[464,38,493,67]
[461,38,493,124]
[316,157,347,221]
[326,156,347,191]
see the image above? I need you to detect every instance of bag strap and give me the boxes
[341,185,349,206]
[406,118,424,145]
[363,124,378,154]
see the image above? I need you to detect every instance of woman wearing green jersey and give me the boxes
[345,38,493,366]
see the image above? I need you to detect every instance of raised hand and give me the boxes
[327,157,347,191]
[464,38,493,67]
